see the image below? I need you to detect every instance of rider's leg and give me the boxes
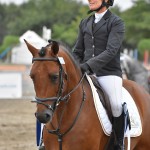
[113,102,130,150]
[97,75,123,117]
[97,75,126,150]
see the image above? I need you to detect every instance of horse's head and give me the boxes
[25,39,70,124]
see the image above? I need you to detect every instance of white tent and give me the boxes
[11,30,48,64]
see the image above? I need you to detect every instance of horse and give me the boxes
[120,53,150,93]
[24,39,150,150]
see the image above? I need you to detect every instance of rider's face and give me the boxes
[88,0,103,11]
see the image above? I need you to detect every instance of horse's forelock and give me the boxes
[38,43,52,57]
[39,47,47,57]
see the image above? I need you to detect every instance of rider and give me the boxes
[73,0,129,149]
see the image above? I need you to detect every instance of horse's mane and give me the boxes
[60,42,80,68]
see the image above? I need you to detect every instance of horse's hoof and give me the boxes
[39,146,45,150]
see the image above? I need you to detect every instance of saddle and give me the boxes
[89,75,113,124]
[87,75,142,138]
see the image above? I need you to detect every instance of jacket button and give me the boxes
[92,45,95,48]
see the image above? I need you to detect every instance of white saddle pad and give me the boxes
[86,75,142,137]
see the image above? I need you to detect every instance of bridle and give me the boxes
[31,57,67,112]
[31,56,86,150]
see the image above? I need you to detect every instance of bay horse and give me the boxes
[25,39,150,150]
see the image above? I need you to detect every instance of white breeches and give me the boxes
[97,75,123,117]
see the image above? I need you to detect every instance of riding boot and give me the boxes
[113,113,125,150]
[113,102,130,150]
[105,102,130,150]
[104,129,115,150]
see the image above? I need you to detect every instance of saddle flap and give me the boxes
[89,75,113,123]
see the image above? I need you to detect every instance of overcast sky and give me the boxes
[0,0,133,11]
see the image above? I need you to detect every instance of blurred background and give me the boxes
[0,0,149,149]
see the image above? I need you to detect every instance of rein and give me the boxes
[31,56,86,150]
[44,84,86,150]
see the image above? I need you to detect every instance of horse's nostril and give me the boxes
[35,110,52,124]
[46,113,50,119]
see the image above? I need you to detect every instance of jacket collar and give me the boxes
[87,10,112,34]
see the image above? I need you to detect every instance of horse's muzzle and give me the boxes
[35,109,52,123]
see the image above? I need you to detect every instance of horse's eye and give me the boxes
[50,74,59,83]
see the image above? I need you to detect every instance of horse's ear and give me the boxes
[49,40,59,56]
[24,39,38,57]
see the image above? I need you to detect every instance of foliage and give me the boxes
[0,0,150,50]
[0,35,19,53]
[52,5,89,47]
[121,0,150,48]
[137,39,150,56]
[0,4,7,44]
[0,0,89,47]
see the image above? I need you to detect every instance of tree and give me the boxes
[0,4,7,44]
[0,0,86,47]
[52,4,89,47]
[121,0,150,49]
[0,35,19,54]
[138,39,150,56]
[1,0,150,52]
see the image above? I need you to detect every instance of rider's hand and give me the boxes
[80,63,92,75]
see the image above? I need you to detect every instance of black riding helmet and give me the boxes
[106,0,114,6]
[88,0,114,14]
